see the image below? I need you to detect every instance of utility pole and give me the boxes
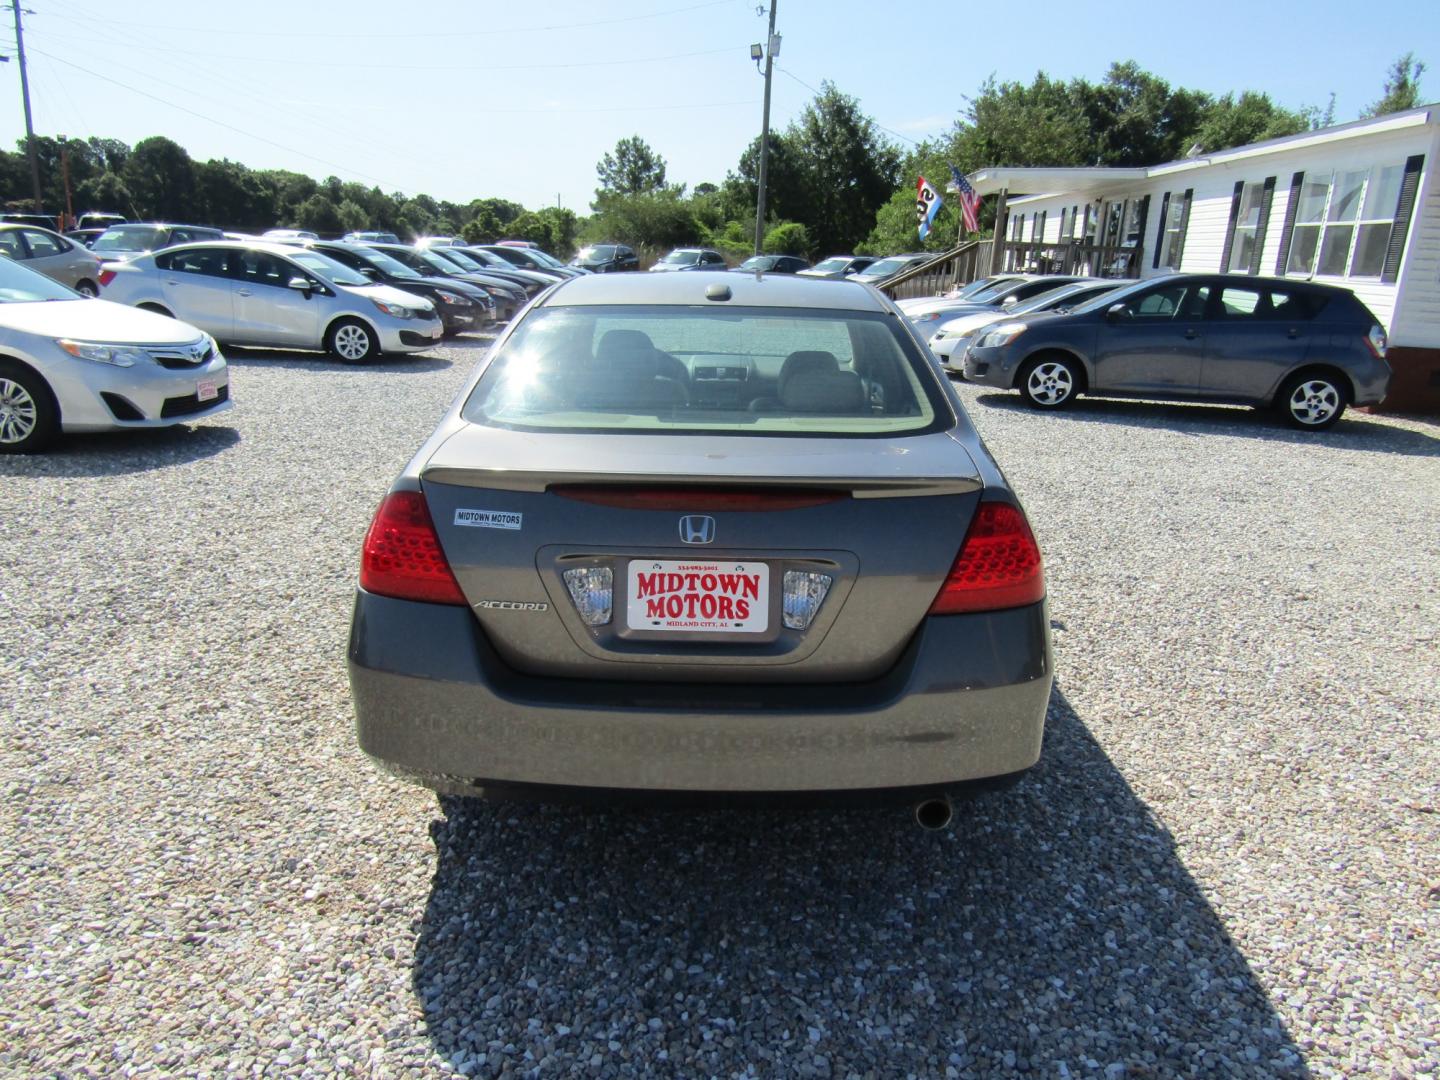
[752,0,778,256]
[11,0,42,213]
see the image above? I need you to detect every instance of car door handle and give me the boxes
[236,288,252,297]
[1287,328,1299,339]
[1183,328,1198,339]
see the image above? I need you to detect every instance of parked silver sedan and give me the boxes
[0,256,230,453]
[99,241,442,362]
[0,223,105,296]
[348,271,1052,825]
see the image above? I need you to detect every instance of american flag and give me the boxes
[949,165,981,234]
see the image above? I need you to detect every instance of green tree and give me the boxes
[595,135,669,199]
[1076,61,1211,166]
[195,159,277,228]
[121,136,197,220]
[762,221,809,256]
[582,188,697,253]
[1363,53,1426,118]
[74,172,137,217]
[337,199,369,233]
[294,193,343,234]
[784,82,901,254]
[1189,91,1310,153]
[953,73,1091,171]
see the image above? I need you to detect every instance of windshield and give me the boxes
[660,251,701,265]
[811,257,850,272]
[529,250,564,268]
[577,245,615,261]
[438,249,486,272]
[1068,278,1154,315]
[1010,284,1090,314]
[416,250,460,275]
[288,250,370,287]
[956,276,1011,299]
[355,248,420,280]
[0,256,79,302]
[461,304,948,437]
[863,257,912,277]
[738,256,776,271]
[94,226,163,252]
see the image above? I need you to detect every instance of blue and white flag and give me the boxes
[916,176,943,240]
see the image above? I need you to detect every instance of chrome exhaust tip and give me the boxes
[914,796,953,831]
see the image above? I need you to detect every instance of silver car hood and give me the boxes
[0,298,207,344]
[422,425,981,498]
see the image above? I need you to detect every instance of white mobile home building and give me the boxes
[968,104,1440,413]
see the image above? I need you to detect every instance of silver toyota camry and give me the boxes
[348,271,1052,824]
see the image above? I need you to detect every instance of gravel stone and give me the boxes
[0,340,1436,1077]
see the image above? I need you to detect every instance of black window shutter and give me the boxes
[1132,194,1150,275]
[1249,176,1277,276]
[1381,154,1425,283]
[1219,181,1245,271]
[1274,171,1306,274]
[1173,189,1194,267]
[1152,192,1171,269]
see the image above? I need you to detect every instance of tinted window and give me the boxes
[462,305,947,437]
[1132,283,1210,319]
[157,248,231,277]
[232,250,295,287]
[0,231,24,259]
[20,229,66,257]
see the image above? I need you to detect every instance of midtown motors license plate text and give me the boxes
[626,560,769,633]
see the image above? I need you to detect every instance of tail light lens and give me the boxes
[97,269,116,287]
[360,490,465,605]
[929,502,1045,614]
[1365,324,1388,360]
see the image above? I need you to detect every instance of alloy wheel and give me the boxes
[1026,362,1074,406]
[334,324,372,361]
[1288,380,1340,426]
[0,377,39,444]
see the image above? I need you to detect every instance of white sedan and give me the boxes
[0,256,230,453]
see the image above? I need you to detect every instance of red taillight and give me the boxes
[1365,324,1388,360]
[928,502,1045,614]
[550,486,846,511]
[97,269,116,287]
[359,490,465,605]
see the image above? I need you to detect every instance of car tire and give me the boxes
[74,279,99,297]
[0,361,59,454]
[327,318,380,364]
[1276,371,1348,430]
[1017,355,1081,409]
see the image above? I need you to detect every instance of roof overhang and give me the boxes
[967,167,1148,198]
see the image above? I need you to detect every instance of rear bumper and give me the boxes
[348,590,1053,796]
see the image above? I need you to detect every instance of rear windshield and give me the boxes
[578,245,615,260]
[660,251,702,265]
[462,305,950,437]
[94,226,162,252]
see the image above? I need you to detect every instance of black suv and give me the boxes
[963,273,1391,430]
[571,243,640,273]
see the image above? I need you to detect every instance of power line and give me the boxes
[775,65,928,149]
[35,0,743,40]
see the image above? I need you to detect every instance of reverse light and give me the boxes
[782,570,832,630]
[562,566,613,626]
[928,502,1044,615]
[57,339,143,367]
[360,491,465,605]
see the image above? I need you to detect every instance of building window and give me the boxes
[1157,191,1191,269]
[1228,182,1267,272]
[1286,163,1405,279]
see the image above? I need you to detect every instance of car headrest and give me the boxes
[778,350,839,394]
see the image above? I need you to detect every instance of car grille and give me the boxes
[148,342,215,369]
[160,383,229,418]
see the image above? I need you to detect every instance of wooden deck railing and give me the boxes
[877,240,992,300]
[999,240,1143,279]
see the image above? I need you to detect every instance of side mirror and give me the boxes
[1105,302,1132,323]
[359,266,379,278]
[288,276,313,294]
[1000,295,1017,307]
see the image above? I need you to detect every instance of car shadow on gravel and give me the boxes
[412,687,1308,1077]
[220,347,457,373]
[0,423,239,476]
[970,391,1440,457]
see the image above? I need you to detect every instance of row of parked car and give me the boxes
[902,272,1392,430]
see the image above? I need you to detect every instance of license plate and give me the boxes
[626,559,769,634]
[196,379,219,402]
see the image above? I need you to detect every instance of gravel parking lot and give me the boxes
[2,338,1437,1078]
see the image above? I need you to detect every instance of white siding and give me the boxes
[1389,127,1440,346]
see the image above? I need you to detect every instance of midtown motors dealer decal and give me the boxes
[626,560,770,634]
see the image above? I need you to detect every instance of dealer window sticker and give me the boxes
[454,509,522,530]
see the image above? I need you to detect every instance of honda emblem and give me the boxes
[678,515,716,545]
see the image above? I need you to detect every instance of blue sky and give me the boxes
[3,0,1437,215]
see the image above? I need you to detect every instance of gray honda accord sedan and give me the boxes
[347,271,1052,823]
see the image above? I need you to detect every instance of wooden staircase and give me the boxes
[877,239,993,300]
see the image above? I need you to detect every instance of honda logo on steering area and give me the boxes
[678,515,716,545]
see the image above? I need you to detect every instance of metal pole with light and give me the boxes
[751,1,778,256]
